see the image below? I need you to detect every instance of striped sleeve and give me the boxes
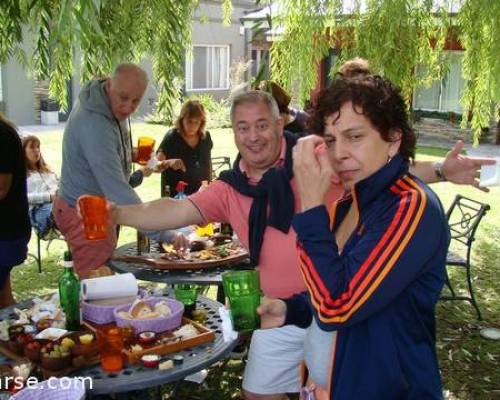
[292,176,440,329]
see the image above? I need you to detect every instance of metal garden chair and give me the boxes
[440,194,490,320]
[28,214,65,273]
[211,156,231,177]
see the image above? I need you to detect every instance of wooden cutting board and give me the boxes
[112,251,248,270]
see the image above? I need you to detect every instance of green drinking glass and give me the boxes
[222,270,261,331]
[174,284,200,318]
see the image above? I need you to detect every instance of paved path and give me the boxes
[19,123,66,135]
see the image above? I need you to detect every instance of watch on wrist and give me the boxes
[433,162,446,182]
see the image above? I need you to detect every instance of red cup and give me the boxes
[136,136,156,166]
[97,327,124,372]
[78,195,108,240]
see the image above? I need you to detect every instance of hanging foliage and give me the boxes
[0,0,195,117]
[222,0,234,27]
[270,0,448,102]
[344,0,448,102]
[270,0,341,104]
[459,0,500,144]
[1,0,499,141]
[268,0,500,142]
[0,1,28,68]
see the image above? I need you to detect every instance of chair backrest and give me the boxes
[446,194,490,262]
[211,156,231,177]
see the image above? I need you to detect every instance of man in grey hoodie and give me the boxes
[54,63,184,278]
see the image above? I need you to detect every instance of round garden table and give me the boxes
[0,295,237,396]
[110,241,251,302]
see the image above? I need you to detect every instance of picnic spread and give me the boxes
[0,270,236,396]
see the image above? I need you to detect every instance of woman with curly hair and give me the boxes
[258,70,450,399]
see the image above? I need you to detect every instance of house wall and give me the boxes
[135,58,157,118]
[61,1,255,116]
[1,1,256,125]
[187,1,253,101]
[2,56,37,126]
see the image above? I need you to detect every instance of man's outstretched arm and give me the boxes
[114,197,204,231]
[410,141,496,192]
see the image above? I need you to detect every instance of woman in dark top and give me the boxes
[0,114,31,307]
[157,100,213,197]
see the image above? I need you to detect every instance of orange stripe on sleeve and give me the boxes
[299,176,428,324]
[328,201,338,231]
[317,190,416,317]
[303,185,409,310]
[317,180,427,323]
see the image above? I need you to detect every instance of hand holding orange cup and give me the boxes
[136,136,156,166]
[78,195,108,240]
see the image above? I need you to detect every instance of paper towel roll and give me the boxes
[81,273,138,301]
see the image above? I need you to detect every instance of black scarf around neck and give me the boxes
[218,131,298,266]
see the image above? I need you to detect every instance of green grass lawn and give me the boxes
[11,124,500,399]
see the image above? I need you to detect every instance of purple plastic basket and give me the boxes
[82,300,135,325]
[82,289,147,324]
[113,297,184,334]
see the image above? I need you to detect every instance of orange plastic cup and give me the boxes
[136,136,156,165]
[98,327,124,372]
[78,195,108,241]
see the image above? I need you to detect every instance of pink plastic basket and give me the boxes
[113,297,184,334]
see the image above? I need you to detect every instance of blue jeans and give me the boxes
[29,203,54,235]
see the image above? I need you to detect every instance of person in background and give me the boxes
[337,56,371,78]
[258,71,450,399]
[54,63,186,278]
[157,100,213,197]
[257,80,310,135]
[0,114,31,307]
[104,83,494,400]
[22,135,59,238]
[258,60,493,193]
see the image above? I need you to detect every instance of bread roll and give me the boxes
[87,265,114,278]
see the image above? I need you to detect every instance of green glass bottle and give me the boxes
[58,251,81,331]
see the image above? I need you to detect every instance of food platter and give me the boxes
[0,327,100,379]
[112,236,249,270]
[119,318,215,364]
[0,296,215,381]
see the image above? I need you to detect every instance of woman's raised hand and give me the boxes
[292,135,334,212]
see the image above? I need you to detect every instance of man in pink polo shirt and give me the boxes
[112,90,493,400]
[114,91,337,399]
